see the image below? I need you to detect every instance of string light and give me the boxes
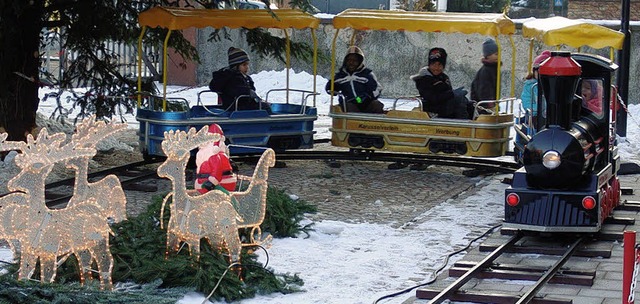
[157,126,275,265]
[0,116,128,290]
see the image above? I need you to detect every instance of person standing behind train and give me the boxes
[209,47,271,113]
[520,50,551,124]
[411,47,469,119]
[470,38,499,114]
[325,46,385,113]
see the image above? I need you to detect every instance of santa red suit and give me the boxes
[194,124,237,194]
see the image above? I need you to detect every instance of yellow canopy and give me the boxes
[522,17,624,50]
[332,9,515,36]
[139,7,320,30]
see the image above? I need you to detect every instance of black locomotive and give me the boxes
[504,52,621,233]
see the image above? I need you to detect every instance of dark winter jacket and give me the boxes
[411,67,455,115]
[209,67,261,111]
[325,47,382,108]
[470,59,498,102]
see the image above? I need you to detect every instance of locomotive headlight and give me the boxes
[542,150,561,169]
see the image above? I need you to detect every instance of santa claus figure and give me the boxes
[194,124,237,194]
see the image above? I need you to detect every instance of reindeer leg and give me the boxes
[77,250,94,285]
[90,239,113,290]
[40,256,57,283]
[225,232,243,278]
[165,231,180,259]
[17,252,38,281]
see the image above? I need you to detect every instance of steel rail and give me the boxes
[428,232,523,304]
[516,236,586,304]
[234,150,520,173]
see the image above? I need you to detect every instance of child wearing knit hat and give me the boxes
[209,47,271,113]
[470,38,500,114]
[411,47,471,119]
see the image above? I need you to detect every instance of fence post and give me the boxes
[623,230,636,304]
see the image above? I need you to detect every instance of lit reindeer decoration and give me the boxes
[157,127,243,263]
[65,117,128,223]
[0,130,115,289]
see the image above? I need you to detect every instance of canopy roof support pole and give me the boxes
[495,37,502,102]
[285,29,291,103]
[312,29,318,107]
[329,30,340,106]
[137,26,147,108]
[162,30,172,112]
[509,35,516,98]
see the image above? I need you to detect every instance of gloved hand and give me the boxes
[454,87,468,97]
[249,90,263,103]
[202,180,215,191]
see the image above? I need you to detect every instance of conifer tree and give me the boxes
[0,0,316,142]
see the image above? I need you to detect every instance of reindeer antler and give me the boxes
[71,116,128,149]
[0,132,28,152]
[13,128,95,169]
[161,126,220,158]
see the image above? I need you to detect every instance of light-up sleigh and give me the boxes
[157,126,275,264]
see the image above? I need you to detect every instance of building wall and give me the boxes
[195,20,640,105]
[311,0,390,14]
[567,0,640,20]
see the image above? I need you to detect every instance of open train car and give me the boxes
[135,7,319,156]
[328,9,516,157]
[513,17,625,165]
[504,51,622,233]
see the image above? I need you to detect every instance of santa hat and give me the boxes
[207,124,225,146]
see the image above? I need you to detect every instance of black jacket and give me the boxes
[209,67,260,111]
[470,59,498,102]
[325,66,381,105]
[411,67,454,115]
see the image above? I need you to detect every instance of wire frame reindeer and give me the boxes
[157,127,243,263]
[65,117,128,223]
[0,125,123,289]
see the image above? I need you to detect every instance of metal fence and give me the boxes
[40,30,161,86]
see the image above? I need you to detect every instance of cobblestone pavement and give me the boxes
[248,159,479,228]
[125,143,483,228]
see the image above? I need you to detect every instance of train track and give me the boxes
[43,159,162,208]
[235,149,520,175]
[417,233,592,304]
[1,149,518,209]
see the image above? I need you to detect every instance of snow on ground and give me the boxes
[1,69,639,304]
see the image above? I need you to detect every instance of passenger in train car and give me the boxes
[410,47,470,119]
[581,79,604,115]
[520,50,551,125]
[194,124,237,195]
[209,47,272,113]
[470,38,499,114]
[325,46,385,113]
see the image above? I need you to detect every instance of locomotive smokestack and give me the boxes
[538,52,581,130]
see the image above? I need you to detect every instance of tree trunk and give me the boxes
[0,1,44,142]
